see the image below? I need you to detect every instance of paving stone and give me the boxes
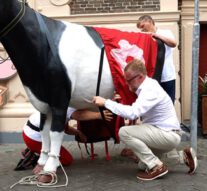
[0,137,207,191]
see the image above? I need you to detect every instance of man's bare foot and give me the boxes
[129,155,139,163]
[120,148,139,163]
[37,171,57,184]
[37,172,57,185]
[33,164,44,175]
[121,148,134,157]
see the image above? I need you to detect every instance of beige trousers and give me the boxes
[119,124,181,170]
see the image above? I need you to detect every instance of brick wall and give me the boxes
[70,0,160,15]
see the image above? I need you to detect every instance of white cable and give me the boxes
[10,156,69,189]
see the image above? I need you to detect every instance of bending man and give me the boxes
[93,59,197,181]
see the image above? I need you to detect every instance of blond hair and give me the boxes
[124,59,147,76]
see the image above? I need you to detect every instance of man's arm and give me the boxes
[64,124,87,142]
[0,96,2,106]
[71,110,101,121]
[71,109,113,122]
[92,96,140,120]
[64,109,114,143]
[152,31,177,48]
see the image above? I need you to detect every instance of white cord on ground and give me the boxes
[10,175,38,189]
[10,156,69,189]
[37,160,68,188]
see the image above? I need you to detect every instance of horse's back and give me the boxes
[58,22,114,110]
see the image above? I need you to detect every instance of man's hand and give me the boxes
[92,96,106,107]
[113,93,121,102]
[0,96,2,107]
[103,110,113,122]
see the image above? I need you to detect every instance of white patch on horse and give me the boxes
[24,86,50,114]
[58,22,114,110]
[110,39,145,71]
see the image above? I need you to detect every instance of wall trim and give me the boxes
[0,132,75,144]
[54,11,180,25]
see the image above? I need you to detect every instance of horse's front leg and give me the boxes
[38,113,51,165]
[33,113,51,174]
[43,108,66,172]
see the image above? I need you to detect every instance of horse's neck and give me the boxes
[0,4,43,87]
[1,3,64,57]
[1,20,36,72]
[0,3,67,90]
[0,1,34,51]
[0,0,22,27]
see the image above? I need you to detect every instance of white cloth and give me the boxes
[104,77,180,131]
[23,107,76,141]
[66,107,76,122]
[156,28,176,82]
[23,112,42,142]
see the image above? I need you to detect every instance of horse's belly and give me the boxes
[58,22,114,110]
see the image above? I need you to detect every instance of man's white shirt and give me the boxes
[156,28,176,82]
[104,77,180,131]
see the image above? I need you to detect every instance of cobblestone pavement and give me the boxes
[0,136,207,191]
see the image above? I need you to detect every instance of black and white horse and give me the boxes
[0,0,164,182]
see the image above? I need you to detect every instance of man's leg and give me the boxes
[119,124,181,180]
[162,148,197,174]
[119,124,180,168]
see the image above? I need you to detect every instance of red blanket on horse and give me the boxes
[93,27,158,105]
[77,28,159,144]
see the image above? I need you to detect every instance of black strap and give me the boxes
[152,38,166,83]
[95,47,116,141]
[96,47,107,121]
[96,47,104,96]
[27,121,40,132]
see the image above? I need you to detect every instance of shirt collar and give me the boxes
[135,76,149,95]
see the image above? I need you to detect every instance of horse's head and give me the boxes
[0,0,27,39]
[0,0,14,23]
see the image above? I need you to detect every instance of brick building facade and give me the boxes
[70,0,160,14]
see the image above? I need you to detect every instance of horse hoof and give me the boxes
[33,164,44,175]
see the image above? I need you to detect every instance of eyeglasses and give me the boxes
[125,74,140,84]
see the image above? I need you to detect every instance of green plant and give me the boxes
[199,74,207,95]
[198,74,207,124]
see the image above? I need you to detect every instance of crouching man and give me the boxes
[93,59,197,181]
